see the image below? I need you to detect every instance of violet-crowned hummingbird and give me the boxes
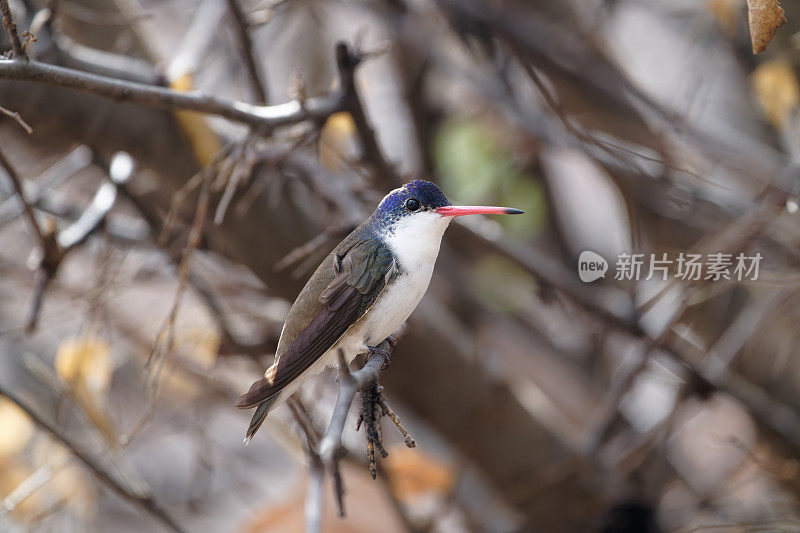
[235,180,523,442]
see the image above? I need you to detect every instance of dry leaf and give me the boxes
[55,336,112,394]
[382,447,455,502]
[319,111,357,171]
[51,463,96,517]
[170,73,223,166]
[747,0,786,54]
[31,440,96,518]
[155,328,221,397]
[0,399,34,460]
[56,336,117,442]
[752,60,799,126]
[176,327,220,370]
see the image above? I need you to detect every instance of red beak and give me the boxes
[435,205,524,217]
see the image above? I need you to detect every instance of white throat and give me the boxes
[382,211,451,271]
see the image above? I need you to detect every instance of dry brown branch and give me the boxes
[0,103,32,133]
[440,0,794,198]
[274,223,353,272]
[286,398,329,531]
[0,146,63,331]
[225,0,268,104]
[145,170,211,391]
[0,146,124,331]
[0,0,25,58]
[0,58,345,128]
[335,43,400,186]
[586,204,774,453]
[0,147,90,228]
[0,146,52,255]
[0,384,187,533]
[104,151,273,357]
[299,338,415,533]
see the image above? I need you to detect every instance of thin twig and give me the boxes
[225,0,268,104]
[288,397,328,532]
[57,180,118,249]
[145,172,211,391]
[288,397,321,452]
[1,146,124,331]
[0,384,187,533]
[0,146,51,253]
[107,153,272,357]
[274,224,352,272]
[0,146,67,331]
[0,58,345,129]
[0,103,32,133]
[0,0,25,58]
[0,146,91,227]
[335,43,400,186]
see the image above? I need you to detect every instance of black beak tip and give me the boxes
[505,208,524,215]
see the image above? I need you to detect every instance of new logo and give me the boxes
[578,251,608,283]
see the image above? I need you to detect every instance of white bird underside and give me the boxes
[266,210,451,411]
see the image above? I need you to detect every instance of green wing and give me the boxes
[235,237,396,408]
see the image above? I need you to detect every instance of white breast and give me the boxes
[357,211,451,346]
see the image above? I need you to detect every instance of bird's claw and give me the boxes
[357,383,389,479]
[356,341,416,479]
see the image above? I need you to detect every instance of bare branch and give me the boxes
[0,103,32,133]
[0,58,345,129]
[335,43,400,186]
[0,177,57,330]
[0,0,25,58]
[0,384,187,533]
[0,146,91,228]
[305,453,325,533]
[1,146,125,331]
[225,0,268,104]
[317,348,387,466]
[299,338,414,532]
[24,172,118,330]
[0,146,52,254]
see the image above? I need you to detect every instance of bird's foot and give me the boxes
[356,340,415,479]
[356,383,388,479]
[368,344,392,370]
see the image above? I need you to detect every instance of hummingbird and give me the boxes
[235,180,523,442]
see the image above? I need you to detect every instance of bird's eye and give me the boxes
[405,198,421,211]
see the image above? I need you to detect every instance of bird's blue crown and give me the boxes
[371,180,451,227]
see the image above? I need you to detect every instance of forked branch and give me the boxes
[297,338,415,533]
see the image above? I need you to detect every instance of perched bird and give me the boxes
[235,180,522,442]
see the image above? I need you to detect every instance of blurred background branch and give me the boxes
[1,0,800,531]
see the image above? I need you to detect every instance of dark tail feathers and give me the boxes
[243,396,277,444]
